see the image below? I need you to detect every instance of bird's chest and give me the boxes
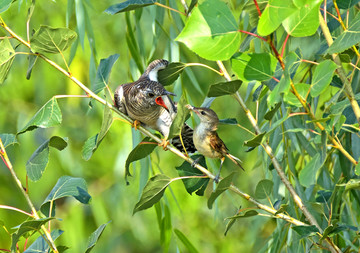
[193,126,221,158]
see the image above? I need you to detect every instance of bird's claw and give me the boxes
[159,139,170,150]
[214,174,220,183]
[191,157,201,167]
[132,120,141,130]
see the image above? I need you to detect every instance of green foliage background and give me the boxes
[0,0,359,252]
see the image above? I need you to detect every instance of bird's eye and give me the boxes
[148,92,155,98]
[200,111,206,115]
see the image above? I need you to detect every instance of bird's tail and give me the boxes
[226,153,245,171]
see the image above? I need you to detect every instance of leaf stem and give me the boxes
[154,2,186,16]
[0,205,33,217]
[185,63,223,76]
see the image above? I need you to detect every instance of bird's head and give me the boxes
[186,105,219,129]
[142,86,175,112]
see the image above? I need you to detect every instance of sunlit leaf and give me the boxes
[176,0,240,61]
[327,13,360,54]
[231,52,277,82]
[92,54,120,94]
[0,0,12,13]
[41,176,91,215]
[26,136,68,181]
[174,229,199,253]
[168,95,189,139]
[0,37,15,84]
[208,172,236,209]
[158,62,186,86]
[207,80,242,97]
[0,133,17,147]
[105,0,156,14]
[258,0,297,36]
[133,174,172,214]
[283,83,309,107]
[18,97,62,135]
[30,25,77,54]
[282,0,322,37]
[310,60,338,97]
[85,222,110,253]
[255,179,274,199]
[175,154,209,196]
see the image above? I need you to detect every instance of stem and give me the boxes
[185,63,223,76]
[154,2,186,16]
[0,205,33,217]
[319,12,360,126]
[0,139,59,253]
[238,30,267,42]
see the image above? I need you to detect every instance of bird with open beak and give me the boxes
[114,59,195,152]
[186,104,244,182]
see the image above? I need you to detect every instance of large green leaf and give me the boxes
[299,153,324,187]
[158,62,186,86]
[257,0,297,36]
[82,105,113,161]
[24,229,63,253]
[310,60,338,97]
[337,0,360,9]
[231,52,277,82]
[18,97,62,135]
[168,95,189,139]
[175,154,209,196]
[105,0,156,14]
[0,0,12,13]
[92,54,120,94]
[0,37,15,84]
[208,172,236,209]
[41,176,91,215]
[125,137,157,180]
[282,0,322,37]
[30,25,77,54]
[176,0,240,61]
[283,83,310,107]
[133,174,172,214]
[85,222,110,253]
[207,80,242,97]
[174,229,199,253]
[255,179,274,199]
[327,13,360,54]
[26,136,68,181]
[292,225,319,239]
[0,133,18,147]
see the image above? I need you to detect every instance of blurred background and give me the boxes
[0,0,268,252]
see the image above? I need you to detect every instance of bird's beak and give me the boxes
[186,104,200,115]
[155,96,170,112]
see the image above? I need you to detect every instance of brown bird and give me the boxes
[186,105,244,182]
[114,59,195,152]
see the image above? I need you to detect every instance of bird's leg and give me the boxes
[214,157,225,183]
[158,138,170,150]
[191,157,201,167]
[132,120,141,130]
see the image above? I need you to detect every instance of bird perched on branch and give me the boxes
[186,105,244,182]
[114,59,195,153]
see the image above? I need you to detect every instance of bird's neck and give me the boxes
[195,121,217,138]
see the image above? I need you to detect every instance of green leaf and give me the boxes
[105,0,156,14]
[231,52,278,82]
[41,176,91,215]
[18,97,62,135]
[224,210,258,235]
[207,80,242,97]
[174,229,199,253]
[355,163,360,176]
[255,179,274,199]
[0,0,12,13]
[327,13,360,54]
[283,83,309,107]
[168,95,189,139]
[92,54,120,94]
[26,136,68,181]
[187,0,198,14]
[0,37,15,84]
[26,54,38,80]
[264,102,282,121]
[85,222,110,253]
[11,218,55,251]
[282,0,322,37]
[133,174,172,214]
[219,118,238,125]
[176,0,240,61]
[0,133,18,147]
[82,105,113,161]
[30,25,77,54]
[158,62,186,86]
[310,60,338,97]
[125,137,157,180]
[299,153,324,187]
[337,0,360,9]
[244,132,265,147]
[24,229,63,253]
[292,225,319,239]
[208,172,236,209]
[160,205,172,252]
[175,155,209,196]
[257,0,297,36]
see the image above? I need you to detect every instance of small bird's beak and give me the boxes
[155,96,170,112]
[185,104,194,110]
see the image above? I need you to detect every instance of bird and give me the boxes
[186,105,244,182]
[114,59,196,153]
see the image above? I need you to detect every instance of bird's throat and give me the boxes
[155,96,169,111]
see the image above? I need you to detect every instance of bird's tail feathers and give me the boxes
[226,153,245,171]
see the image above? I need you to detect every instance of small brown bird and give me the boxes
[114,59,195,152]
[186,105,244,181]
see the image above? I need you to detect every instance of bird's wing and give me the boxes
[114,83,131,115]
[209,132,228,156]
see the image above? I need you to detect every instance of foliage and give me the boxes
[0,0,360,252]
